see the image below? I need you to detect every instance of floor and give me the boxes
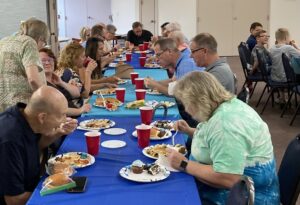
[227,56,300,204]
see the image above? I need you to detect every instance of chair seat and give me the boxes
[247,74,264,81]
[268,79,289,88]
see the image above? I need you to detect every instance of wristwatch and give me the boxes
[180,160,188,171]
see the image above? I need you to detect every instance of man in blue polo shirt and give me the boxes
[0,86,77,205]
[144,38,204,95]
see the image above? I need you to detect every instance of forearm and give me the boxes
[66,107,83,117]
[59,81,80,98]
[81,71,92,98]
[90,83,106,92]
[5,192,32,205]
[185,161,241,189]
[26,65,46,91]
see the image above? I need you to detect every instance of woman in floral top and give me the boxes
[167,71,279,205]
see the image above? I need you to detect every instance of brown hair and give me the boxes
[85,37,104,79]
[91,24,105,39]
[39,48,58,71]
[154,38,179,52]
[132,21,143,29]
[250,22,263,31]
[19,17,49,42]
[192,33,218,54]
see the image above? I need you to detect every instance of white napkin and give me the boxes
[168,81,177,96]
[155,154,179,172]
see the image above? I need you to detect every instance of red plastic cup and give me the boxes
[135,89,146,100]
[85,131,100,156]
[139,106,153,125]
[83,58,90,67]
[115,88,126,103]
[135,78,144,89]
[139,57,146,67]
[130,72,139,84]
[140,52,146,57]
[143,42,149,50]
[136,124,151,148]
[125,52,132,62]
[138,44,144,51]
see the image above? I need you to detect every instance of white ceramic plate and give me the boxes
[78,119,115,130]
[145,100,175,108]
[150,120,175,131]
[119,164,170,183]
[101,140,126,148]
[142,144,188,160]
[104,128,127,135]
[146,89,162,95]
[132,130,172,140]
[48,152,95,169]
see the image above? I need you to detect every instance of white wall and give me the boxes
[269,0,300,47]
[157,0,197,40]
[0,0,47,38]
[111,0,140,35]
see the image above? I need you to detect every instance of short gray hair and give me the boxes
[106,24,117,34]
[168,31,185,45]
[174,71,233,121]
[154,38,178,52]
[165,22,181,32]
[19,17,49,42]
[192,33,218,53]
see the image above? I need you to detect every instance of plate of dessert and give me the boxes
[150,120,175,131]
[132,127,172,140]
[78,119,115,130]
[119,160,170,183]
[48,152,95,169]
[142,144,187,160]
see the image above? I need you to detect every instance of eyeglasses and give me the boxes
[156,50,168,58]
[41,58,54,64]
[191,47,205,54]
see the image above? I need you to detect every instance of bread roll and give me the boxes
[44,173,70,188]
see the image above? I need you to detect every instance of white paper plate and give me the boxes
[132,130,172,140]
[79,119,115,130]
[119,165,170,182]
[117,79,128,85]
[146,89,162,95]
[134,50,151,54]
[101,140,126,148]
[104,128,127,135]
[93,88,116,96]
[150,120,175,131]
[48,152,95,169]
[109,62,118,67]
[145,100,175,108]
[93,102,123,108]
[114,58,126,62]
[142,144,188,160]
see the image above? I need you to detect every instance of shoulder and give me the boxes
[0,108,23,144]
[144,30,153,36]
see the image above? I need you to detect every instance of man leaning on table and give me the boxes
[0,86,77,205]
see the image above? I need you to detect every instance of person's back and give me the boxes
[0,35,44,111]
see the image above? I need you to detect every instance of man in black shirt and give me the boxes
[126,21,153,47]
[0,86,77,205]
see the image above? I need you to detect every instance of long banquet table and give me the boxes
[27,116,201,205]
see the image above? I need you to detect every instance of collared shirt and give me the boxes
[205,58,235,93]
[0,35,46,112]
[175,52,204,80]
[126,30,153,46]
[0,103,40,203]
[246,35,257,51]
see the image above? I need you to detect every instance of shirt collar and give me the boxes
[205,57,227,72]
[175,52,184,68]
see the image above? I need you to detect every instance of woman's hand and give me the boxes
[106,76,120,84]
[80,103,91,114]
[166,147,188,171]
[86,59,97,74]
[51,73,63,86]
[174,120,190,132]
[104,83,118,88]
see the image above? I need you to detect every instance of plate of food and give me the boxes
[125,99,145,109]
[142,144,187,160]
[119,160,170,183]
[48,152,95,169]
[94,97,123,108]
[146,89,162,95]
[114,57,126,62]
[93,88,116,95]
[144,63,161,68]
[145,100,176,108]
[132,127,172,140]
[78,119,115,130]
[150,120,175,131]
[117,79,128,85]
[108,62,118,67]
[134,50,151,54]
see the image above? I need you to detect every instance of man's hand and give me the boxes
[58,117,78,136]
[80,104,91,114]
[144,77,157,89]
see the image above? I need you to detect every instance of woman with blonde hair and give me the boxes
[79,26,91,44]
[0,17,49,112]
[167,71,279,204]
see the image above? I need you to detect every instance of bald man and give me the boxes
[0,86,77,205]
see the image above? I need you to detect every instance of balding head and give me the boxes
[27,86,67,114]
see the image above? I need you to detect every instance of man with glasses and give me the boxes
[125,22,153,48]
[190,33,235,94]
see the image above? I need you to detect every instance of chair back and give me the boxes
[226,176,255,205]
[278,135,300,205]
[256,48,270,82]
[282,53,297,85]
[238,42,252,78]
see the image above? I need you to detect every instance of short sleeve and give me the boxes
[0,142,25,196]
[126,31,133,43]
[21,39,43,72]
[206,120,248,175]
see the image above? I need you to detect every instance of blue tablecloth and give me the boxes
[27,116,201,205]
[83,69,179,118]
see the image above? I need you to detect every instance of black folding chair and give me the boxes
[226,176,255,205]
[278,135,300,205]
[238,42,264,98]
[280,53,300,125]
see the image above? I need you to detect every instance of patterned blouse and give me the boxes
[0,35,46,112]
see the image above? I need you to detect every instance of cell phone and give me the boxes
[66,176,88,193]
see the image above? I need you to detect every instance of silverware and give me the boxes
[172,130,178,146]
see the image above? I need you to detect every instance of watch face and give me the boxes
[180,160,188,170]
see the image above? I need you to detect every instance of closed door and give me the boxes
[197,0,233,56]
[86,0,112,27]
[140,0,156,35]
[64,0,87,38]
